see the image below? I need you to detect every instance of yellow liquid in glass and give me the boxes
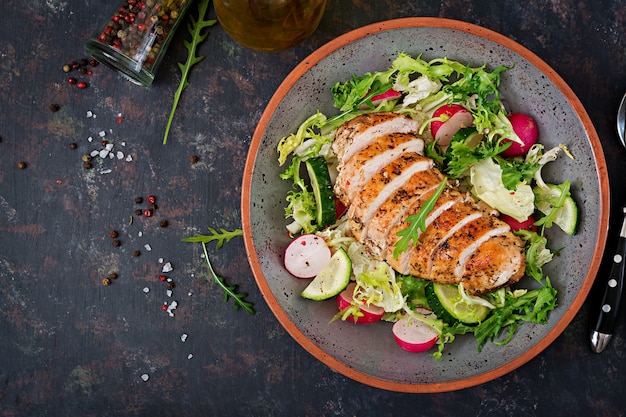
[214,0,327,51]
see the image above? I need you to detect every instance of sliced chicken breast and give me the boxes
[334,133,424,205]
[348,154,433,242]
[331,112,527,295]
[363,169,445,258]
[332,112,419,163]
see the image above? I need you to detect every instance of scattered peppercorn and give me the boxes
[109,272,118,280]
[109,230,119,238]
[167,281,175,289]
[159,220,168,228]
[147,195,156,204]
[83,162,92,169]
[112,239,121,247]
[161,304,168,311]
[132,250,141,257]
[101,140,108,146]
[49,103,60,112]
[158,275,167,282]
[68,77,77,84]
[89,59,99,67]
[81,154,92,162]
[135,197,143,204]
[148,203,157,210]
[17,161,27,169]
[79,58,88,67]
[189,155,199,164]
[134,209,143,216]
[63,64,72,73]
[69,142,77,149]
[77,81,88,89]
[143,209,153,217]
[102,277,112,286]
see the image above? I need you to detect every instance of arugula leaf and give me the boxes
[183,227,255,314]
[393,180,447,259]
[200,242,255,315]
[163,0,217,145]
[182,227,243,249]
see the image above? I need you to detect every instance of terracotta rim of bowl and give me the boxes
[241,17,610,393]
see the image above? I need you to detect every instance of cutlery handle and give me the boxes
[590,236,626,352]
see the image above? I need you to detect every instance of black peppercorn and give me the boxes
[109,230,119,238]
[159,220,168,228]
[83,162,92,169]
[109,272,118,280]
[17,161,27,169]
[134,209,143,216]
[49,103,60,112]
[69,142,77,149]
[189,155,199,164]
[132,250,140,257]
[135,197,143,204]
[167,281,175,289]
[112,239,121,247]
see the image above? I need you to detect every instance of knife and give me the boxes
[590,207,626,353]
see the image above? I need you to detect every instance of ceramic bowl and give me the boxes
[241,18,609,393]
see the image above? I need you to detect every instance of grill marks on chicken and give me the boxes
[332,112,526,295]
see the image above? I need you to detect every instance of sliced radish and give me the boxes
[284,234,331,278]
[337,283,385,324]
[392,308,439,353]
[500,213,538,232]
[430,104,474,147]
[358,88,402,109]
[500,113,539,157]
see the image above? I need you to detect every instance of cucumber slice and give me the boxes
[301,248,352,301]
[425,282,489,325]
[305,156,336,228]
[534,183,579,235]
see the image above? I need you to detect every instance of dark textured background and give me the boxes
[1,0,625,415]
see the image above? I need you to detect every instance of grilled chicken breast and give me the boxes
[333,112,526,295]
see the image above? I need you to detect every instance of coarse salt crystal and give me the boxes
[105,143,114,151]
[86,111,93,117]
[121,141,126,146]
[141,374,149,381]
[144,244,152,251]
[181,333,188,342]
[99,149,109,158]
[138,231,143,237]
[90,150,99,157]
[116,151,124,160]
[166,289,172,297]
[101,169,112,174]
[108,153,114,159]
[166,300,178,317]
[98,131,106,137]
[87,136,93,142]
[187,354,193,360]
[125,155,133,162]
[158,258,164,263]
[143,287,150,293]
[162,262,173,273]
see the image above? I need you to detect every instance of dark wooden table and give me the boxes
[1,0,625,415]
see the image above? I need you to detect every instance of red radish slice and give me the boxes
[430,104,473,147]
[392,308,439,353]
[337,283,385,324]
[500,113,539,157]
[335,198,348,218]
[284,234,331,278]
[358,88,402,109]
[500,214,538,232]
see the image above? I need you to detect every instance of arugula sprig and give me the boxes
[393,180,447,259]
[182,227,243,249]
[163,0,217,145]
[183,228,255,314]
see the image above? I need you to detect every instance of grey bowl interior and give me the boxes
[242,18,608,392]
